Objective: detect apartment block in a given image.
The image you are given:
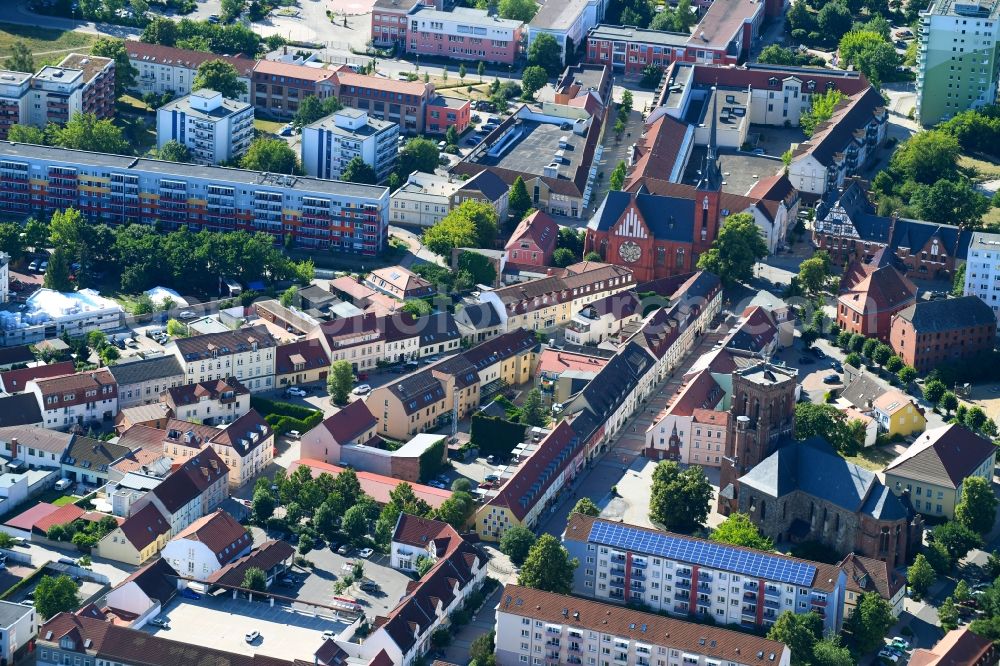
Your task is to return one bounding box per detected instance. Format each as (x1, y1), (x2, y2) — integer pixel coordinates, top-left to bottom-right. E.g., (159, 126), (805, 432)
(169, 326), (277, 392)
(0, 71), (32, 140)
(27, 54), (114, 128)
(126, 42), (255, 104)
(586, 24), (689, 74)
(405, 6), (525, 65)
(334, 71), (434, 134)
(495, 584), (791, 666)
(529, 0), (609, 65)
(390, 170), (463, 227)
(301, 108), (399, 181)
(156, 89), (254, 165)
(26, 369), (118, 431)
(963, 231), (1000, 321)
(889, 296), (997, 373)
(251, 59), (337, 118)
(0, 141), (390, 255)
(371, 0), (446, 48)
(915, 0), (1000, 126)
(563, 514), (847, 633)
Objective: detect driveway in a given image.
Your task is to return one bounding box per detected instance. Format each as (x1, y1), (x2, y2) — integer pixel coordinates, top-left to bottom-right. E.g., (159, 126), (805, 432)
(441, 585), (502, 664)
(293, 547), (412, 618)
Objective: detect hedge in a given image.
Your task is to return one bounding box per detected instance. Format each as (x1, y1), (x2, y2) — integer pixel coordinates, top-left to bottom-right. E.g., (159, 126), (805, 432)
(418, 437), (447, 482)
(265, 411), (323, 435)
(469, 413), (527, 457)
(250, 396), (321, 421)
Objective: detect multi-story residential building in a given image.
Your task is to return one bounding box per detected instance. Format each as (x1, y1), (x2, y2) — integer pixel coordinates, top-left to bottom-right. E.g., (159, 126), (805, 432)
(301, 399), (379, 463)
(915, 0), (1000, 126)
(390, 170), (464, 227)
(95, 501), (170, 565)
(301, 108), (398, 181)
(405, 6), (524, 65)
(162, 377), (251, 426)
(838, 553), (907, 618)
(126, 42), (255, 104)
(564, 290), (641, 345)
(156, 89), (254, 166)
(871, 389), (926, 438)
(274, 338), (330, 387)
(27, 54), (115, 128)
(450, 168), (509, 221)
(60, 435), (130, 486)
(0, 288), (124, 348)
(586, 24), (689, 74)
(528, 0), (608, 65)
(0, 360), (75, 394)
(837, 260), (917, 341)
(251, 59), (338, 118)
(495, 584), (792, 666)
(0, 71), (32, 140)
(563, 513), (848, 633)
(454, 301), (505, 343)
(534, 346), (611, 404)
(425, 94), (470, 134)
(0, 600), (36, 666)
(309, 312), (390, 373)
(169, 325), (277, 392)
(370, 0), (447, 48)
(682, 0), (764, 65)
(962, 231), (1000, 321)
(160, 508), (252, 580)
(0, 142), (391, 255)
(130, 446), (229, 536)
(478, 261), (635, 332)
(27, 369), (118, 431)
(889, 296), (996, 373)
(884, 424), (997, 519)
(365, 265), (435, 300)
(108, 355), (186, 409)
(334, 71), (435, 134)
(153, 412), (272, 489)
(504, 210), (558, 268)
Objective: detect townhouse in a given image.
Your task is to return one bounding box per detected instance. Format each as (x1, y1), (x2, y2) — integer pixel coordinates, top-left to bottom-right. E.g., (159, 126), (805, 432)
(450, 169), (509, 223)
(0, 143), (389, 254)
(310, 312), (388, 371)
(0, 360), (75, 394)
(563, 513), (848, 633)
(26, 369), (118, 431)
(838, 553), (907, 619)
(162, 377), (251, 426)
(60, 436), (130, 487)
(251, 59), (338, 119)
(454, 301), (505, 344)
(170, 326), (277, 392)
(274, 338), (330, 388)
(837, 259), (917, 341)
(0, 425), (72, 470)
(417, 311), (462, 357)
(156, 89), (255, 166)
(479, 261), (636, 333)
(0, 393), (42, 429)
(889, 296), (996, 373)
(461, 328), (537, 389)
(883, 424), (997, 520)
(495, 584), (792, 666)
(160, 509), (252, 581)
(504, 210), (558, 268)
(534, 346), (611, 405)
(108, 355), (185, 409)
(126, 42), (255, 104)
(390, 171), (464, 228)
(564, 290), (641, 346)
(365, 265), (435, 301)
(130, 446), (229, 537)
(300, 399), (379, 464)
(95, 501), (170, 565)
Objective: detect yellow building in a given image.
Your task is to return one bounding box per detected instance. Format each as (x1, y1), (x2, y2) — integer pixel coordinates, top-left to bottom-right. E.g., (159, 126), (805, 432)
(96, 503), (170, 565)
(872, 389), (926, 438)
(884, 424), (997, 519)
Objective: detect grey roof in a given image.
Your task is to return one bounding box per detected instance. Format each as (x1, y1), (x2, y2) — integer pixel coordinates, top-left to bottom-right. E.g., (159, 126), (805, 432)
(0, 425), (73, 454)
(0, 600), (34, 627)
(589, 191), (696, 242)
(0, 393), (43, 428)
(457, 170), (509, 201)
(62, 436), (131, 474)
(566, 341), (655, 423)
(109, 355), (184, 387)
(418, 312), (460, 347)
(530, 0), (593, 31)
(739, 438), (909, 520)
(586, 23), (690, 47)
(884, 424), (997, 489)
(894, 295), (995, 333)
(455, 302), (502, 330)
(159, 91), (252, 120)
(306, 109), (396, 137)
(173, 325), (277, 362)
(0, 345), (35, 367)
(840, 371), (885, 410)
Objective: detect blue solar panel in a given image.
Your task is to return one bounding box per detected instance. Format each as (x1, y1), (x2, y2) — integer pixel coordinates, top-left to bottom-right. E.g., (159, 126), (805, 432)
(588, 522), (816, 587)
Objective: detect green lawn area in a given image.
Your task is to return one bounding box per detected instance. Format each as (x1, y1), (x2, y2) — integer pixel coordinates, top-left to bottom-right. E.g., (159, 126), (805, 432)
(118, 94), (152, 113)
(52, 495), (77, 506)
(254, 118), (284, 134)
(960, 153), (1000, 180)
(843, 444), (898, 471)
(0, 21), (96, 59)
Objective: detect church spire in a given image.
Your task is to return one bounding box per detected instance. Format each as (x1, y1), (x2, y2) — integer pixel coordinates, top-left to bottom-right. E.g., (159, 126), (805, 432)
(698, 86), (722, 191)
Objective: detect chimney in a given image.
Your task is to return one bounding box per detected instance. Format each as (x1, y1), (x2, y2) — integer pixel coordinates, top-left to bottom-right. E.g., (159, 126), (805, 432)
(9, 437), (18, 459)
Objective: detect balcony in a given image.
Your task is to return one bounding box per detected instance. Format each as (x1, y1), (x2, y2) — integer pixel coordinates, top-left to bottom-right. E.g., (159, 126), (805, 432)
(674, 592), (690, 602)
(676, 569), (692, 579)
(697, 583), (711, 593)
(764, 599), (780, 610)
(743, 591), (758, 601)
(764, 587), (780, 599)
(610, 566), (625, 576)
(631, 570), (646, 581)
(744, 581), (759, 591)
(676, 580), (691, 590)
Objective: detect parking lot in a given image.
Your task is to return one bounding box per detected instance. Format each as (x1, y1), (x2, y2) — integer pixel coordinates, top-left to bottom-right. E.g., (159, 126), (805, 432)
(148, 594), (350, 661)
(290, 546), (413, 618)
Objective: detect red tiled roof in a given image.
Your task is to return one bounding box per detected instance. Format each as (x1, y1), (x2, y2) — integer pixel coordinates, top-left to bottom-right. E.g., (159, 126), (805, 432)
(117, 503), (169, 551)
(173, 509), (251, 565)
(391, 514), (458, 551)
(205, 539), (295, 587)
(30, 369), (116, 406)
(252, 59), (337, 83)
(290, 459), (452, 509)
(315, 399), (377, 445)
(0, 361), (75, 393)
(838, 552), (906, 602)
(33, 503), (85, 534)
(334, 70), (432, 96)
(838, 265), (916, 314)
(4, 502), (60, 531)
(164, 377), (249, 407)
(505, 210), (558, 256)
(689, 62), (870, 96)
(625, 114), (690, 189)
(535, 349), (609, 376)
(126, 41), (256, 76)
(908, 628), (995, 666)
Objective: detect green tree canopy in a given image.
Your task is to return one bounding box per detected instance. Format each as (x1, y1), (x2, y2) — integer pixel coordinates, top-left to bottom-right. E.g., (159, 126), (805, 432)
(610, 161), (627, 191)
(845, 592), (895, 653)
(801, 89), (846, 136)
(696, 213), (767, 285)
(797, 256), (829, 295)
(499, 525), (537, 565)
(890, 129), (961, 185)
(766, 611), (822, 666)
(423, 200), (498, 256)
(242, 566), (267, 592)
(794, 402), (864, 454)
(34, 574), (81, 619)
(91, 38), (136, 94)
(43, 247), (73, 292)
(571, 498), (601, 517)
(528, 32), (563, 77)
(498, 0), (538, 20)
(341, 156), (378, 184)
(521, 65), (548, 99)
(956, 475), (998, 535)
(398, 138), (440, 175)
(521, 388), (549, 427)
(6, 41), (34, 73)
(710, 512), (774, 550)
(932, 520), (982, 562)
(7, 124), (46, 144)
(456, 250), (498, 285)
(649, 461), (712, 533)
(47, 112), (128, 154)
(818, 2), (852, 40)
(293, 95), (343, 128)
(241, 137), (300, 174)
(837, 30), (899, 86)
(159, 140), (192, 162)
(192, 59), (249, 99)
(327, 359), (354, 405)
(517, 534), (578, 593)
(910, 178), (990, 226)
(811, 636), (854, 666)
(508, 176), (532, 221)
(907, 553), (936, 599)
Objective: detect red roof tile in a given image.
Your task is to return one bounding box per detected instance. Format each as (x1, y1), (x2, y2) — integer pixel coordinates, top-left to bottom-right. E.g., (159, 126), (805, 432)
(172, 509), (251, 565)
(0, 361), (75, 393)
(126, 41), (256, 76)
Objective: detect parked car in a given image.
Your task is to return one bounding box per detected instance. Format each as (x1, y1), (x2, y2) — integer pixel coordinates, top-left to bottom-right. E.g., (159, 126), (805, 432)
(822, 374), (840, 385)
(831, 360), (843, 372)
(322, 630), (336, 640)
(245, 631), (260, 643)
(279, 124), (294, 137)
(40, 261), (48, 272)
(890, 639), (910, 651)
(337, 544), (352, 556)
(360, 581), (379, 593)
(28, 260), (38, 272)
(149, 618), (169, 629)
(180, 588), (201, 600)
(797, 356), (815, 365)
(358, 547), (374, 559)
(878, 649), (899, 663)
(352, 384), (372, 396)
(178, 310), (196, 319)
(810, 347), (827, 359)
(286, 387), (307, 397)
(485, 474), (499, 483)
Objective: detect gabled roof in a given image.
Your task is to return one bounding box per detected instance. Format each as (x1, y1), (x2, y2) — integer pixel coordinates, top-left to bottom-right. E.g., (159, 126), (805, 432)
(367, 265), (433, 295)
(624, 114), (691, 188)
(841, 371), (885, 410)
(62, 437), (130, 474)
(118, 557), (178, 606)
(206, 540), (295, 588)
(392, 513), (461, 554)
(908, 628), (995, 666)
(108, 356), (184, 387)
(871, 389), (919, 418)
(314, 400), (377, 445)
(588, 190), (695, 242)
(0, 393), (43, 428)
(454, 302), (502, 330)
(163, 377), (249, 407)
(838, 264), (916, 314)
(151, 448), (228, 514)
(566, 341), (655, 425)
(793, 87), (886, 167)
(0, 360), (75, 393)
(117, 502), (170, 551)
(505, 210), (558, 256)
(418, 312), (460, 348)
(126, 41), (256, 77)
(884, 424), (997, 489)
(461, 329), (537, 372)
(173, 325), (277, 362)
(275, 339), (329, 375)
(291, 459), (452, 508)
(894, 296), (995, 333)
(210, 410), (271, 456)
(172, 509), (251, 565)
(253, 59), (337, 83)
(838, 553), (906, 602)
(724, 306), (778, 353)
(454, 169), (509, 201)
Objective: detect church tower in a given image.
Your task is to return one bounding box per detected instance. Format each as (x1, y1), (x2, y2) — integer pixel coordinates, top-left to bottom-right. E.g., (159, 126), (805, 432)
(693, 87), (724, 259)
(718, 361), (798, 513)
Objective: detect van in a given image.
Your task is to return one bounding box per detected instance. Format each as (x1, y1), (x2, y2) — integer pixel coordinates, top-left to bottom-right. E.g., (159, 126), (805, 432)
(54, 478), (72, 491)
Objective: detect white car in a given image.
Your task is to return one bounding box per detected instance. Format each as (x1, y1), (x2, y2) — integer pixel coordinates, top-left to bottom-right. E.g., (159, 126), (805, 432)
(322, 630), (336, 641)
(286, 387), (307, 397)
(178, 310), (196, 319)
(352, 384), (372, 396)
(358, 548), (374, 559)
(245, 631), (261, 643)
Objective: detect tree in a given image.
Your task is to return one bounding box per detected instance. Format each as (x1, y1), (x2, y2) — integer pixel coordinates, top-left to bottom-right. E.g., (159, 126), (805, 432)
(932, 520), (982, 562)
(521, 388), (549, 427)
(649, 461), (712, 533)
(34, 575), (80, 619)
(457, 251), (497, 285)
(528, 32), (563, 77)
(956, 475), (998, 535)
(801, 89), (846, 137)
(242, 566), (267, 592)
(759, 44), (798, 65)
(965, 406), (988, 432)
(862, 337), (879, 359)
(898, 365), (918, 385)
(470, 631), (496, 666)
(766, 612), (822, 666)
(925, 540), (952, 574)
(293, 95), (342, 128)
(47, 113), (128, 154)
(192, 59), (248, 99)
(954, 579), (971, 603)
(341, 156), (377, 184)
(499, 0), (537, 20)
(794, 402), (862, 454)
(986, 550), (1000, 578)
(940, 391), (959, 415)
(938, 596), (960, 631)
(220, 0), (244, 21)
(499, 525), (537, 565)
(845, 352), (862, 367)
(812, 636), (854, 666)
(141, 16), (178, 45)
(43, 247), (72, 292)
(890, 130), (961, 185)
(907, 553), (936, 599)
(710, 513), (774, 550)
(445, 125), (458, 148)
(7, 41), (35, 74)
(521, 65), (548, 100)
(610, 160), (627, 191)
(342, 504), (368, 542)
(923, 379), (947, 405)
(910, 178), (990, 226)
(327, 360), (354, 405)
(398, 137), (440, 175)
(91, 38), (136, 95)
(416, 554), (435, 577)
(551, 247), (576, 267)
(7, 124), (46, 144)
(252, 486), (275, 522)
(508, 176), (531, 222)
(872, 343), (893, 366)
(798, 256), (829, 295)
(837, 30), (898, 86)
(159, 140), (191, 162)
(241, 138), (299, 174)
(571, 498), (600, 517)
(846, 592), (895, 653)
(477, 61), (485, 82)
(696, 213), (767, 285)
(435, 491), (475, 530)
(818, 2), (852, 40)
(424, 200), (498, 256)
(517, 534), (578, 593)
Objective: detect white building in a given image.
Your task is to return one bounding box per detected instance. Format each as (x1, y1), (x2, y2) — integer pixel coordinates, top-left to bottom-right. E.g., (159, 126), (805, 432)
(0, 71), (32, 140)
(301, 108), (399, 181)
(0, 252), (8, 304)
(0, 426), (71, 470)
(162, 377), (251, 426)
(108, 356), (186, 409)
(528, 0), (609, 65)
(126, 42), (255, 104)
(160, 509), (252, 581)
(963, 231), (1000, 322)
(0, 600), (37, 666)
(169, 326), (277, 392)
(0, 288), (124, 347)
(103, 472), (162, 518)
(130, 447), (229, 537)
(156, 89), (254, 166)
(26, 369), (118, 432)
(389, 171), (463, 227)
(26, 55), (115, 128)
(495, 584), (792, 666)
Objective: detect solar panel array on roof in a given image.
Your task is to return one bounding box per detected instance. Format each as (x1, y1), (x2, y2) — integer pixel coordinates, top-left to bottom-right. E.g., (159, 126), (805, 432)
(588, 521), (817, 587)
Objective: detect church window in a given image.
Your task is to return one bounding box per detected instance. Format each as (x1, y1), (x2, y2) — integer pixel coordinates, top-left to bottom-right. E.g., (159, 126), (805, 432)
(760, 501), (766, 520)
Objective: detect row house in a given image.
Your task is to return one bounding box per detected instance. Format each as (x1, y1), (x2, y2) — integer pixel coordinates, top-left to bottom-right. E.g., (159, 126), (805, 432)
(154, 411), (272, 489)
(26, 369), (118, 432)
(162, 377), (251, 426)
(95, 501), (170, 565)
(109, 356), (185, 409)
(160, 509), (252, 581)
(889, 296), (997, 373)
(274, 338), (330, 387)
(563, 513), (848, 633)
(169, 326), (277, 393)
(495, 584), (791, 666)
(0, 142), (391, 255)
(126, 41), (254, 104)
(564, 290), (641, 346)
(130, 446), (229, 537)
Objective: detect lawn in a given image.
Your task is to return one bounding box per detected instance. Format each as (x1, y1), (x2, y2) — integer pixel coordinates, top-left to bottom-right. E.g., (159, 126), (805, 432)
(960, 153), (1000, 180)
(0, 21), (96, 59)
(254, 118), (285, 134)
(843, 444), (898, 471)
(52, 495), (77, 506)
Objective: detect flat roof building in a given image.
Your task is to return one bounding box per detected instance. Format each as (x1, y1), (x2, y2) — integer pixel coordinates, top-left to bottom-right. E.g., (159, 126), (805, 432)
(157, 89), (254, 165)
(301, 108), (399, 181)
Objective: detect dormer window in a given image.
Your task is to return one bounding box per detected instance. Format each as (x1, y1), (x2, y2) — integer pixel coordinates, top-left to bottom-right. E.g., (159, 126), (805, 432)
(60, 637), (75, 650)
(768, 77), (778, 86)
